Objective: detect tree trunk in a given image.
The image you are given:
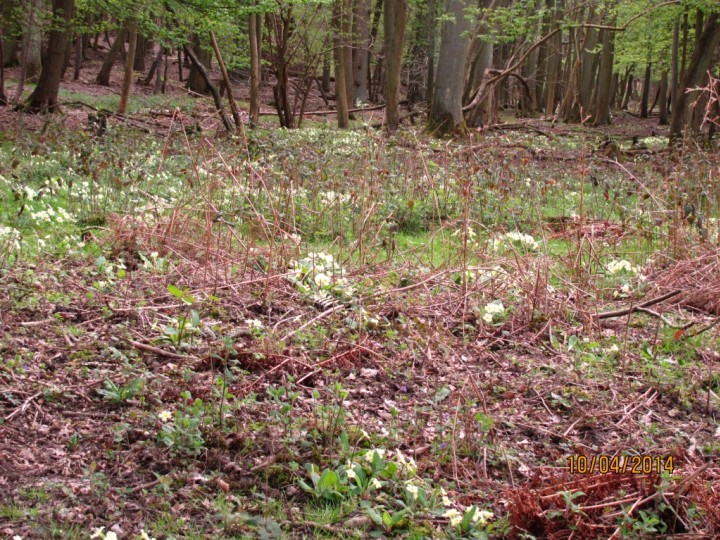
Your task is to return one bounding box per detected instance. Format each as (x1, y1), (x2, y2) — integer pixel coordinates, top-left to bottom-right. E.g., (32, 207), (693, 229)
(0, 29), (6, 105)
(23, 0), (43, 80)
(669, 13), (720, 142)
(658, 69), (668, 125)
(620, 71), (633, 109)
(543, 0), (561, 115)
(117, 18), (137, 115)
(133, 35), (146, 71)
(426, 0), (436, 104)
(342, 1), (353, 110)
(96, 28), (126, 85)
(73, 32), (82, 80)
(383, 0), (406, 131)
(352, 0), (370, 103)
(211, 30), (242, 132)
(367, 0), (383, 101)
(184, 44), (233, 132)
(428, 0), (471, 135)
(187, 37), (211, 94)
(639, 63), (651, 118)
(670, 17), (679, 113)
(249, 11), (261, 126)
(1, 0), (18, 67)
(143, 45), (162, 85)
(333, 0), (349, 128)
(22, 0), (74, 113)
(592, 25), (615, 126)
(321, 50), (331, 94)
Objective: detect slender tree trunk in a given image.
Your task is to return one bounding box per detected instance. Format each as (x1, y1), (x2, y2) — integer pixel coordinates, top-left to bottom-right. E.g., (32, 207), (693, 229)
(1, 0), (18, 67)
(117, 18), (137, 115)
(133, 35), (146, 71)
(658, 69), (668, 125)
(367, 0), (382, 101)
(352, 0), (370, 103)
(144, 45), (162, 85)
(73, 32), (82, 80)
(177, 47), (182, 81)
(383, 0), (406, 131)
(187, 36), (211, 94)
(96, 29), (126, 85)
(0, 29), (6, 105)
(249, 11), (261, 126)
(426, 0), (436, 104)
(184, 44), (233, 132)
(670, 17), (679, 113)
(322, 50), (331, 93)
(342, 1), (353, 110)
(544, 0), (561, 115)
(428, 0), (471, 135)
(592, 25), (615, 126)
(669, 13), (720, 142)
(161, 48), (169, 94)
(211, 30), (242, 132)
(333, 0), (349, 128)
(23, 0), (43, 80)
(22, 0), (74, 113)
(639, 63), (651, 118)
(620, 71), (633, 109)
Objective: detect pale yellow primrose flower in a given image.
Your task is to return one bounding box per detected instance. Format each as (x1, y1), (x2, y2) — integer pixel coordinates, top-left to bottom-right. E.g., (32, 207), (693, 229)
(443, 508), (462, 527)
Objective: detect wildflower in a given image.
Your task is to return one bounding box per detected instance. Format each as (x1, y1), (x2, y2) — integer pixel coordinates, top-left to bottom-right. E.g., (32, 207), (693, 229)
(105, 532), (118, 540)
(140, 531), (155, 540)
(13, 536), (23, 540)
(158, 410), (173, 422)
(444, 508), (462, 527)
(484, 300), (504, 314)
(365, 448), (386, 463)
(467, 506), (493, 525)
(396, 450), (417, 473)
(406, 483), (419, 499)
(370, 478), (382, 490)
(346, 467), (357, 480)
(483, 313), (494, 324)
(440, 487), (452, 506)
(91, 528), (105, 539)
(246, 319), (264, 330)
(314, 273), (331, 287)
(606, 259), (638, 275)
(609, 344), (620, 353)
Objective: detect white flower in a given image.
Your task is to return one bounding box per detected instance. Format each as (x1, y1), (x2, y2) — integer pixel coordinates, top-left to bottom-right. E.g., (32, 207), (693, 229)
(158, 410), (173, 422)
(91, 528), (105, 539)
(314, 273), (331, 287)
(346, 467), (356, 480)
(406, 483), (419, 498)
(609, 344), (620, 353)
(370, 478), (382, 489)
(607, 259), (638, 275)
(365, 448), (386, 463)
(246, 319), (264, 330)
(483, 313), (494, 324)
(13, 536), (23, 540)
(440, 487), (452, 506)
(484, 300), (504, 314)
(105, 531), (118, 540)
(140, 531), (155, 540)
(475, 509), (493, 524)
(444, 508), (462, 527)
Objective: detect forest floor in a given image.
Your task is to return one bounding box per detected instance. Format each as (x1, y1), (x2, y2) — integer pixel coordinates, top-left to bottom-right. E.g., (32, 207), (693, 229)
(1, 49), (720, 540)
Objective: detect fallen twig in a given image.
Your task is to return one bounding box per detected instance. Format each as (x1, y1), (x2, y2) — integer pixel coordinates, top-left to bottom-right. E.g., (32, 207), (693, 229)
(598, 290), (681, 319)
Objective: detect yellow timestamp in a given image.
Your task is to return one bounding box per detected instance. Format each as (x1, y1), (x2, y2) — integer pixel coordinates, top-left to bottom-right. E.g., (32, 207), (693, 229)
(567, 454), (674, 475)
